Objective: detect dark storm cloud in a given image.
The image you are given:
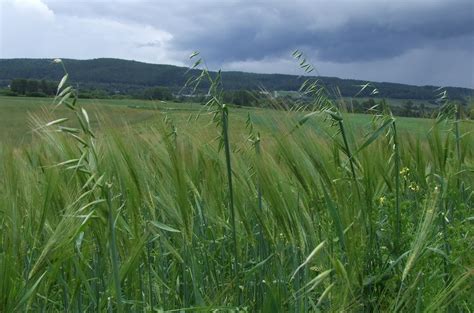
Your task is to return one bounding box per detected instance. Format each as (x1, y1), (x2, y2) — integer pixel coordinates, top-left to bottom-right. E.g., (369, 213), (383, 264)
(166, 0), (474, 64)
(42, 0), (473, 63)
(5, 0), (474, 87)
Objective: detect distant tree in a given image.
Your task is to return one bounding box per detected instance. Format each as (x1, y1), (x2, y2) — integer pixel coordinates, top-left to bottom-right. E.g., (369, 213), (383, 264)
(40, 80), (49, 94)
(25, 80), (39, 94)
(89, 89), (110, 99)
(403, 100), (414, 116)
(223, 90), (259, 106)
(39, 79), (56, 95)
(1, 89), (18, 96)
(10, 78), (58, 96)
(143, 86), (173, 100)
(26, 91), (47, 97)
(419, 103), (426, 118)
(351, 99), (360, 113)
(379, 98), (389, 110)
(360, 98), (377, 112)
(234, 90), (250, 106)
(10, 79), (28, 94)
(468, 101), (474, 120)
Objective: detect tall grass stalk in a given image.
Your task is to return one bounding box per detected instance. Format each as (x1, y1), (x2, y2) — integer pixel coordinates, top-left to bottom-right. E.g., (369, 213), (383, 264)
(392, 120), (402, 253)
(221, 104), (239, 277)
(187, 53), (240, 285)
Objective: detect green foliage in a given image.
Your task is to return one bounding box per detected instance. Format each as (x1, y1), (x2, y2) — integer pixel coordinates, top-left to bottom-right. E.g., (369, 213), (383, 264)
(223, 89), (262, 106)
(0, 89), (18, 96)
(10, 78), (57, 96)
(0, 60), (473, 312)
(403, 100), (415, 116)
(142, 86), (173, 100)
(1, 58), (472, 101)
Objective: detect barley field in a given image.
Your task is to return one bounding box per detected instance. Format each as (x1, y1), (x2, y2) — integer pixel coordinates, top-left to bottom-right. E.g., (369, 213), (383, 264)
(0, 66), (473, 312)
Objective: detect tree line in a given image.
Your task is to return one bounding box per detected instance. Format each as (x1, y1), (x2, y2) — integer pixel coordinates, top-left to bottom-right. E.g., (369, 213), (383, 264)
(1, 58), (472, 101)
(3, 78), (473, 119)
(8, 79), (57, 97)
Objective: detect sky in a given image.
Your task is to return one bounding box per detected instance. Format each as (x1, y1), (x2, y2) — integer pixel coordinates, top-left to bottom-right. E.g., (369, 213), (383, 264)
(1, 0), (473, 88)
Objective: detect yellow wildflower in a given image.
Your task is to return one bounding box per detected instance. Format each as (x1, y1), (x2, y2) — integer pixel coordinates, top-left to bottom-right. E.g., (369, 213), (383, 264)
(409, 182), (420, 192)
(400, 167), (410, 178)
(378, 196), (386, 205)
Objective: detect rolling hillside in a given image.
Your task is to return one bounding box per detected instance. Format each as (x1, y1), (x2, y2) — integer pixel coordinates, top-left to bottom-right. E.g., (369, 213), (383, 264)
(0, 58), (472, 101)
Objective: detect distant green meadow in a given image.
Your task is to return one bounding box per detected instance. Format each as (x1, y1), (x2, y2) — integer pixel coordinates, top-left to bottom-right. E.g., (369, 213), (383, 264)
(0, 96), (197, 144)
(1, 96), (470, 145)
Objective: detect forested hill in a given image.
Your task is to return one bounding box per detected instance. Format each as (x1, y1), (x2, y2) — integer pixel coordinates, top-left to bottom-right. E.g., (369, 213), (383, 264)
(1, 58), (472, 101)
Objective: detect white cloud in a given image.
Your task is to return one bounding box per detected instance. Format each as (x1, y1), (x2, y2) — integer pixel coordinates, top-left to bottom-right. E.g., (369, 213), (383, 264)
(2, 0), (54, 19)
(0, 0), (179, 64)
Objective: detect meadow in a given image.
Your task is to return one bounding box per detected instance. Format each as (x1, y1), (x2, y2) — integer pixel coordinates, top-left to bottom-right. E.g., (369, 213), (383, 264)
(0, 68), (473, 312)
(0, 95), (460, 145)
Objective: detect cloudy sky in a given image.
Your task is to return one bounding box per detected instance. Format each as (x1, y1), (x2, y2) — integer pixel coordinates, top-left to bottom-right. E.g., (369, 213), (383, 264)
(1, 0), (473, 88)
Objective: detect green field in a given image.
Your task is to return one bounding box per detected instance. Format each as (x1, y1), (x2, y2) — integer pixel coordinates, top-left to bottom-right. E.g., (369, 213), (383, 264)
(0, 96), (202, 144)
(1, 96), (469, 145)
(1, 94), (473, 311)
